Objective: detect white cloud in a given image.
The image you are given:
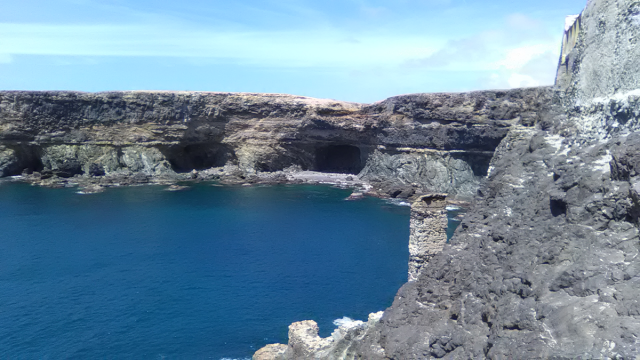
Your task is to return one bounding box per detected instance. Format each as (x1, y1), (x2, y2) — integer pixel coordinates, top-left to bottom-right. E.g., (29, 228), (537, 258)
(403, 13), (561, 90)
(0, 8), (568, 97)
(494, 43), (557, 70)
(0, 22), (441, 68)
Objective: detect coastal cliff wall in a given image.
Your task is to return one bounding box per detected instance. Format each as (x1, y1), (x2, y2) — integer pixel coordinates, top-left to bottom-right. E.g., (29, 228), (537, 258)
(256, 0), (640, 358)
(5, 0), (639, 357)
(557, 0), (640, 137)
(0, 88), (554, 199)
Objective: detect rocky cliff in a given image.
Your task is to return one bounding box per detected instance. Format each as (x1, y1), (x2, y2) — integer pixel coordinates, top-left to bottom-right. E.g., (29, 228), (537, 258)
(0, 88), (554, 199)
(3, 0), (638, 357)
(255, 0), (640, 358)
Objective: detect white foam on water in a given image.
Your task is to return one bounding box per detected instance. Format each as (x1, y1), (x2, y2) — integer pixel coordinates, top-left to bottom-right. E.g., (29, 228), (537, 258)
(386, 198), (410, 207)
(333, 316), (364, 329)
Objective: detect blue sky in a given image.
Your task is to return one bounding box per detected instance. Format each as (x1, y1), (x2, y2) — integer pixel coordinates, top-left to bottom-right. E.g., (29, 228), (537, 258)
(0, 0), (587, 102)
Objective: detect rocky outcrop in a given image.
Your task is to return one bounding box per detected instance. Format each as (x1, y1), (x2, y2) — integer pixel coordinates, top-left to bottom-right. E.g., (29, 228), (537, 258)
(363, 126), (640, 358)
(256, 313), (386, 360)
(256, 0), (640, 358)
(359, 150), (492, 199)
(0, 88), (554, 199)
(5, 0), (638, 357)
(260, 132), (640, 359)
(253, 344), (288, 360)
(557, 0), (640, 138)
(408, 194), (448, 282)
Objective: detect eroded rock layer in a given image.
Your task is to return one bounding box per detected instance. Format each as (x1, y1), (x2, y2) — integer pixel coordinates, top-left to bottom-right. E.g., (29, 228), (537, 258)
(0, 88), (554, 199)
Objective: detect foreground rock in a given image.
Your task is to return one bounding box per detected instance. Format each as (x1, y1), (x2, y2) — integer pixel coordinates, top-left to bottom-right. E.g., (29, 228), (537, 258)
(255, 313), (386, 360)
(256, 0), (640, 358)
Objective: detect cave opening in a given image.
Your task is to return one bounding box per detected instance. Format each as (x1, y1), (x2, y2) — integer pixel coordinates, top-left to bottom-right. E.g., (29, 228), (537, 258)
(315, 145), (363, 174)
(1, 145), (44, 177)
(163, 144), (232, 172)
(452, 153), (493, 177)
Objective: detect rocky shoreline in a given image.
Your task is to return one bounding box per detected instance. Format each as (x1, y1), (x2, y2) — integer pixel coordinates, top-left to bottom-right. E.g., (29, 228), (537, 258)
(2, 0), (640, 357)
(4, 165), (424, 201)
(250, 0), (640, 358)
(0, 87), (556, 202)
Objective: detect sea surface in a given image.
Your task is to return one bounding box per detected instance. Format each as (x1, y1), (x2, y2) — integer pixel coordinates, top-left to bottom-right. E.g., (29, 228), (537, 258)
(0, 182), (419, 359)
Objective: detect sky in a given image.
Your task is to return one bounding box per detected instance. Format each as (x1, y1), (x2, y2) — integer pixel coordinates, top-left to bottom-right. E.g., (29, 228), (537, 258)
(0, 0), (587, 103)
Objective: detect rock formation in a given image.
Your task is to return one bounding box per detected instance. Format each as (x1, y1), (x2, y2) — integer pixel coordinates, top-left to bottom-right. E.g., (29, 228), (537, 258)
(0, 88), (554, 199)
(254, 0), (640, 358)
(2, 0), (639, 357)
(408, 194), (449, 282)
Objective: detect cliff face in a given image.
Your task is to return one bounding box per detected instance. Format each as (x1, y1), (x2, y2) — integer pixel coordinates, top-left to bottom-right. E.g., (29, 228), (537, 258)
(256, 0), (640, 358)
(4, 0), (638, 357)
(0, 88), (554, 198)
(557, 0), (640, 138)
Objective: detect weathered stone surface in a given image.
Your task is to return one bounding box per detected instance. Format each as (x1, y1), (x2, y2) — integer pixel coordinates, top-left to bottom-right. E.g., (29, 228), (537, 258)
(368, 128), (640, 358)
(558, 0), (640, 138)
(0, 88), (554, 200)
(285, 321), (334, 359)
(0, 146), (19, 177)
(408, 194), (448, 282)
(255, 312), (387, 360)
(359, 150), (491, 199)
(256, 0), (640, 358)
(253, 344), (287, 360)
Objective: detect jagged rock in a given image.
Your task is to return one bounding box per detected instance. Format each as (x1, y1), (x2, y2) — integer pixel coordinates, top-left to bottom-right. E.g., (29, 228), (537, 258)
(253, 0), (640, 358)
(256, 312), (386, 360)
(88, 163), (106, 177)
(286, 321), (334, 358)
(253, 344), (287, 360)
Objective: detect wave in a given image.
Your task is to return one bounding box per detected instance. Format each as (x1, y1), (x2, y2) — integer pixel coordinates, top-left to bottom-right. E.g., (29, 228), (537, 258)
(385, 198), (410, 207)
(333, 316), (364, 328)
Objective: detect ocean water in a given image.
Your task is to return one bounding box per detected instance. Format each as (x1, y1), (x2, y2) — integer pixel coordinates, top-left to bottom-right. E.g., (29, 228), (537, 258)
(446, 207), (465, 242)
(0, 182), (412, 359)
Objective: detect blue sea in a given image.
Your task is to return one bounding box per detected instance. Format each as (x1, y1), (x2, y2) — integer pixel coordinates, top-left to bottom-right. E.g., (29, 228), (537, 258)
(0, 182), (417, 359)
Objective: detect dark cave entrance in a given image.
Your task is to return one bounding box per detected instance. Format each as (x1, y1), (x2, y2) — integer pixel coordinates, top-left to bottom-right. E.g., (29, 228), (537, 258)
(1, 145), (44, 177)
(451, 152), (493, 177)
(315, 145), (363, 174)
(163, 144), (232, 172)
